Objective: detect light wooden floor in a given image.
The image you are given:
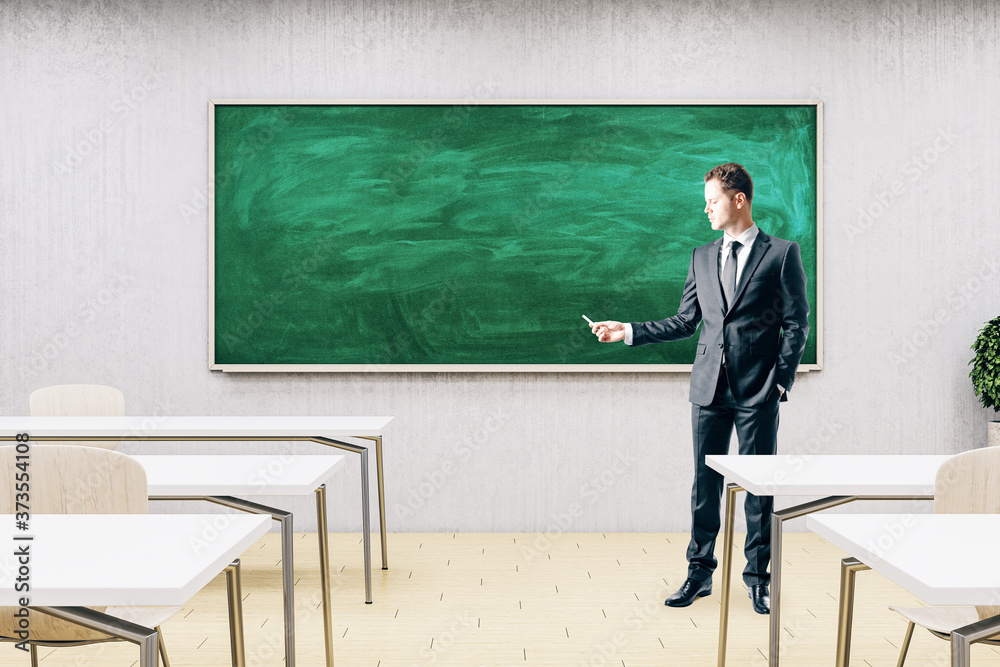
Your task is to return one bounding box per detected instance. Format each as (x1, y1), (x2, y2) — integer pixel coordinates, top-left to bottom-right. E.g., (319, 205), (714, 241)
(6, 532), (1000, 666)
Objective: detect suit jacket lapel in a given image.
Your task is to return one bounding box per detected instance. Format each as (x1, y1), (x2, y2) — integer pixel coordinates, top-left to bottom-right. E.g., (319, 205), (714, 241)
(729, 232), (771, 312)
(706, 237), (726, 315)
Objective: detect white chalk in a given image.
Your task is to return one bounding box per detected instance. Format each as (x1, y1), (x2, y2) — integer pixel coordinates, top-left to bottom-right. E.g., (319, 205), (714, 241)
(582, 315), (595, 326)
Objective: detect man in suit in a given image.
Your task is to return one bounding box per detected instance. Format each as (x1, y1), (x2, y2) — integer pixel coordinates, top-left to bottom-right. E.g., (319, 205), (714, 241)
(592, 163), (809, 614)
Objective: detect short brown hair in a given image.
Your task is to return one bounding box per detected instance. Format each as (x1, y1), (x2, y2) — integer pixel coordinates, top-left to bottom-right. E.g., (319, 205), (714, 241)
(705, 163), (753, 203)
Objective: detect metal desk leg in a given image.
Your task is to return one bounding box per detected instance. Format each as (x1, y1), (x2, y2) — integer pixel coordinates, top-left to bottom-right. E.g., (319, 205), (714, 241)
(835, 557), (869, 667)
(717, 483), (743, 667)
(374, 436), (388, 570)
(950, 613), (1000, 667)
(34, 606), (159, 667)
(315, 484), (335, 666)
(156, 625), (171, 667)
(355, 435), (389, 570)
(769, 496), (857, 667)
(359, 447), (372, 602)
(183, 496), (296, 667)
(225, 559), (247, 667)
(312, 437), (374, 604)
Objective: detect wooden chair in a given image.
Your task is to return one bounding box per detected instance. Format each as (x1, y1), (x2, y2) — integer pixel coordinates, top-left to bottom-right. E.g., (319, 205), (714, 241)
(0, 445), (178, 665)
(29, 384), (125, 449)
(890, 447), (1000, 665)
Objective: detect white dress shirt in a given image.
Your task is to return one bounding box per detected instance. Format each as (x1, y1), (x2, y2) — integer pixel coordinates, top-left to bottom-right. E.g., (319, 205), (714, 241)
(719, 224), (759, 287)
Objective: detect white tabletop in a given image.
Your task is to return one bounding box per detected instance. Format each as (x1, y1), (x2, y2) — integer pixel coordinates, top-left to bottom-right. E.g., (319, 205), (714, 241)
(0, 416), (392, 438)
(705, 454), (951, 496)
(134, 454), (346, 495)
(0, 514), (269, 606)
(808, 513), (1000, 606)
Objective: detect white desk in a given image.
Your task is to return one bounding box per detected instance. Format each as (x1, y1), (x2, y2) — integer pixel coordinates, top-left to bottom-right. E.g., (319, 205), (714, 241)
(706, 454), (948, 666)
(0, 513), (269, 667)
(808, 514), (1000, 667)
(134, 454), (346, 667)
(0, 416), (393, 604)
(135, 454), (346, 495)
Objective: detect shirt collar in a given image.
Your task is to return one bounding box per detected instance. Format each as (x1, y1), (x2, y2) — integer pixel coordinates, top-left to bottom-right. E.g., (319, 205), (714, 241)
(722, 223), (759, 248)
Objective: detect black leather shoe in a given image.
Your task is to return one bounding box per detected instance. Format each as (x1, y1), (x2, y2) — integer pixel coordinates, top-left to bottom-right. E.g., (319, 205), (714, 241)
(664, 578), (712, 607)
(748, 584), (770, 614)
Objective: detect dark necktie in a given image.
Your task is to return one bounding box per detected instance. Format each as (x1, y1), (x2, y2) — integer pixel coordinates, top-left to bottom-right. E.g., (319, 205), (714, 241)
(722, 241), (742, 311)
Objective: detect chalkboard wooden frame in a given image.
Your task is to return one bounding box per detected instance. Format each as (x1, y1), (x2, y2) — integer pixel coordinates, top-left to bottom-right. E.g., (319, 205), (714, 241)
(209, 99), (823, 373)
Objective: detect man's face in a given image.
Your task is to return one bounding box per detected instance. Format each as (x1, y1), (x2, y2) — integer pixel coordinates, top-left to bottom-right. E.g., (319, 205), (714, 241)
(704, 178), (736, 232)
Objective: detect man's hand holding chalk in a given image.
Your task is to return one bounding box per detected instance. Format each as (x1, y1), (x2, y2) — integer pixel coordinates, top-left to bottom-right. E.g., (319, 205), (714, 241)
(585, 315), (627, 343)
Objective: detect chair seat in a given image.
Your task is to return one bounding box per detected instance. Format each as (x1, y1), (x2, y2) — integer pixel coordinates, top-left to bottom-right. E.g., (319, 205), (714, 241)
(890, 605), (987, 635)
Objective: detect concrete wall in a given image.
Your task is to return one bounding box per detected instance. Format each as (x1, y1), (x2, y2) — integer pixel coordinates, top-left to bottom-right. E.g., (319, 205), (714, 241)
(2, 0), (998, 532)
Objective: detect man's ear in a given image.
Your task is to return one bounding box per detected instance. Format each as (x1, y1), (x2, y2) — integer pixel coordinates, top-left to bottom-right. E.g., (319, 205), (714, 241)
(734, 192), (747, 208)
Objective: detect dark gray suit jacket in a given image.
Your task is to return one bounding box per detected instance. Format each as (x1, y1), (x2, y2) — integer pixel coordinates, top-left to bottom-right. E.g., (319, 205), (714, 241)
(630, 231), (809, 407)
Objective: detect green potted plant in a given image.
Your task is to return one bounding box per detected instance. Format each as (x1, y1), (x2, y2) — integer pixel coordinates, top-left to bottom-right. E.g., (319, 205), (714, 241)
(970, 316), (1000, 447)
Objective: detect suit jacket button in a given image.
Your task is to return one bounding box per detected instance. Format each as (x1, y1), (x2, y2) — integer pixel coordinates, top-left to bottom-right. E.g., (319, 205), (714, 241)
(718, 344), (724, 348)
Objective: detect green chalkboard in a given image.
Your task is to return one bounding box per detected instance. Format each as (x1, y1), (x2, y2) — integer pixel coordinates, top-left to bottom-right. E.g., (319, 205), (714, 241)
(210, 101), (820, 371)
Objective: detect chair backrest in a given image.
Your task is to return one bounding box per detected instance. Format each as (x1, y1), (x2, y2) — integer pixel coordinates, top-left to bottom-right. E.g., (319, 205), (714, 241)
(935, 447), (1000, 620)
(0, 445), (147, 642)
(29, 384), (125, 450)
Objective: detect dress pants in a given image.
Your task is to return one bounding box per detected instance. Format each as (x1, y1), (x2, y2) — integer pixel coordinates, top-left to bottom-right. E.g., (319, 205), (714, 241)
(686, 368), (780, 586)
